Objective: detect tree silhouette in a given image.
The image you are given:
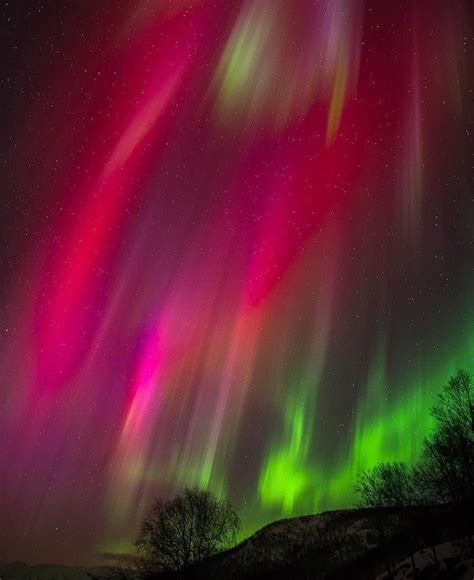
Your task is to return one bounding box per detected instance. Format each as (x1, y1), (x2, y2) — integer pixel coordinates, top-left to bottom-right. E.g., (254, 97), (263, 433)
(419, 370), (474, 553)
(355, 370), (474, 510)
(431, 370), (474, 435)
(136, 487), (240, 575)
(422, 369), (474, 504)
(354, 462), (415, 508)
(354, 463), (416, 576)
(354, 369), (474, 565)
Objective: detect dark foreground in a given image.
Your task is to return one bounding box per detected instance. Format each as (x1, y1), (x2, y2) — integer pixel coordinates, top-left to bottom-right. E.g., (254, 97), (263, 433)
(2, 505), (473, 579)
(153, 505), (473, 579)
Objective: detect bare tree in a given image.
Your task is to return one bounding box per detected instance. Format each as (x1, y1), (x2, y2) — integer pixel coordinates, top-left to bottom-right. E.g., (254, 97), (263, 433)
(431, 370), (474, 436)
(136, 487), (240, 575)
(419, 370), (474, 553)
(354, 462), (415, 509)
(354, 463), (421, 574)
(354, 370), (474, 566)
(426, 370), (474, 503)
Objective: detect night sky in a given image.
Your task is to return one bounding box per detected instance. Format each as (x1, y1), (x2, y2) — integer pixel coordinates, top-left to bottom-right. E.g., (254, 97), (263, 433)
(1, 0), (473, 567)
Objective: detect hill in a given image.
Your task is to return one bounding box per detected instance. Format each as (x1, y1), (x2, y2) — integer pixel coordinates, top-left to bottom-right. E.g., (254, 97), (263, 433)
(158, 505), (467, 579)
(2, 506), (470, 579)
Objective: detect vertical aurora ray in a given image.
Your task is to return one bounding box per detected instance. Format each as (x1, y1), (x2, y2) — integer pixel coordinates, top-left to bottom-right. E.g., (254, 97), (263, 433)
(258, 240), (337, 514)
(212, 0), (363, 133)
(400, 36), (424, 245)
(0, 0), (472, 565)
(34, 11), (198, 391)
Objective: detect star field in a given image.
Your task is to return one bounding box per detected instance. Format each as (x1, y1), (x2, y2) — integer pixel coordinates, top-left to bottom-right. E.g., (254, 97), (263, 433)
(0, 0), (473, 567)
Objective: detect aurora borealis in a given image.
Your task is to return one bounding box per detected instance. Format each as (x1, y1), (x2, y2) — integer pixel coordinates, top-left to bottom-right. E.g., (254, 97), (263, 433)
(1, 0), (473, 567)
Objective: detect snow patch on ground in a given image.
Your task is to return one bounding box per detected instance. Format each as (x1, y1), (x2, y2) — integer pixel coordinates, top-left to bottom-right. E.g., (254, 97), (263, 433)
(376, 538), (474, 579)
